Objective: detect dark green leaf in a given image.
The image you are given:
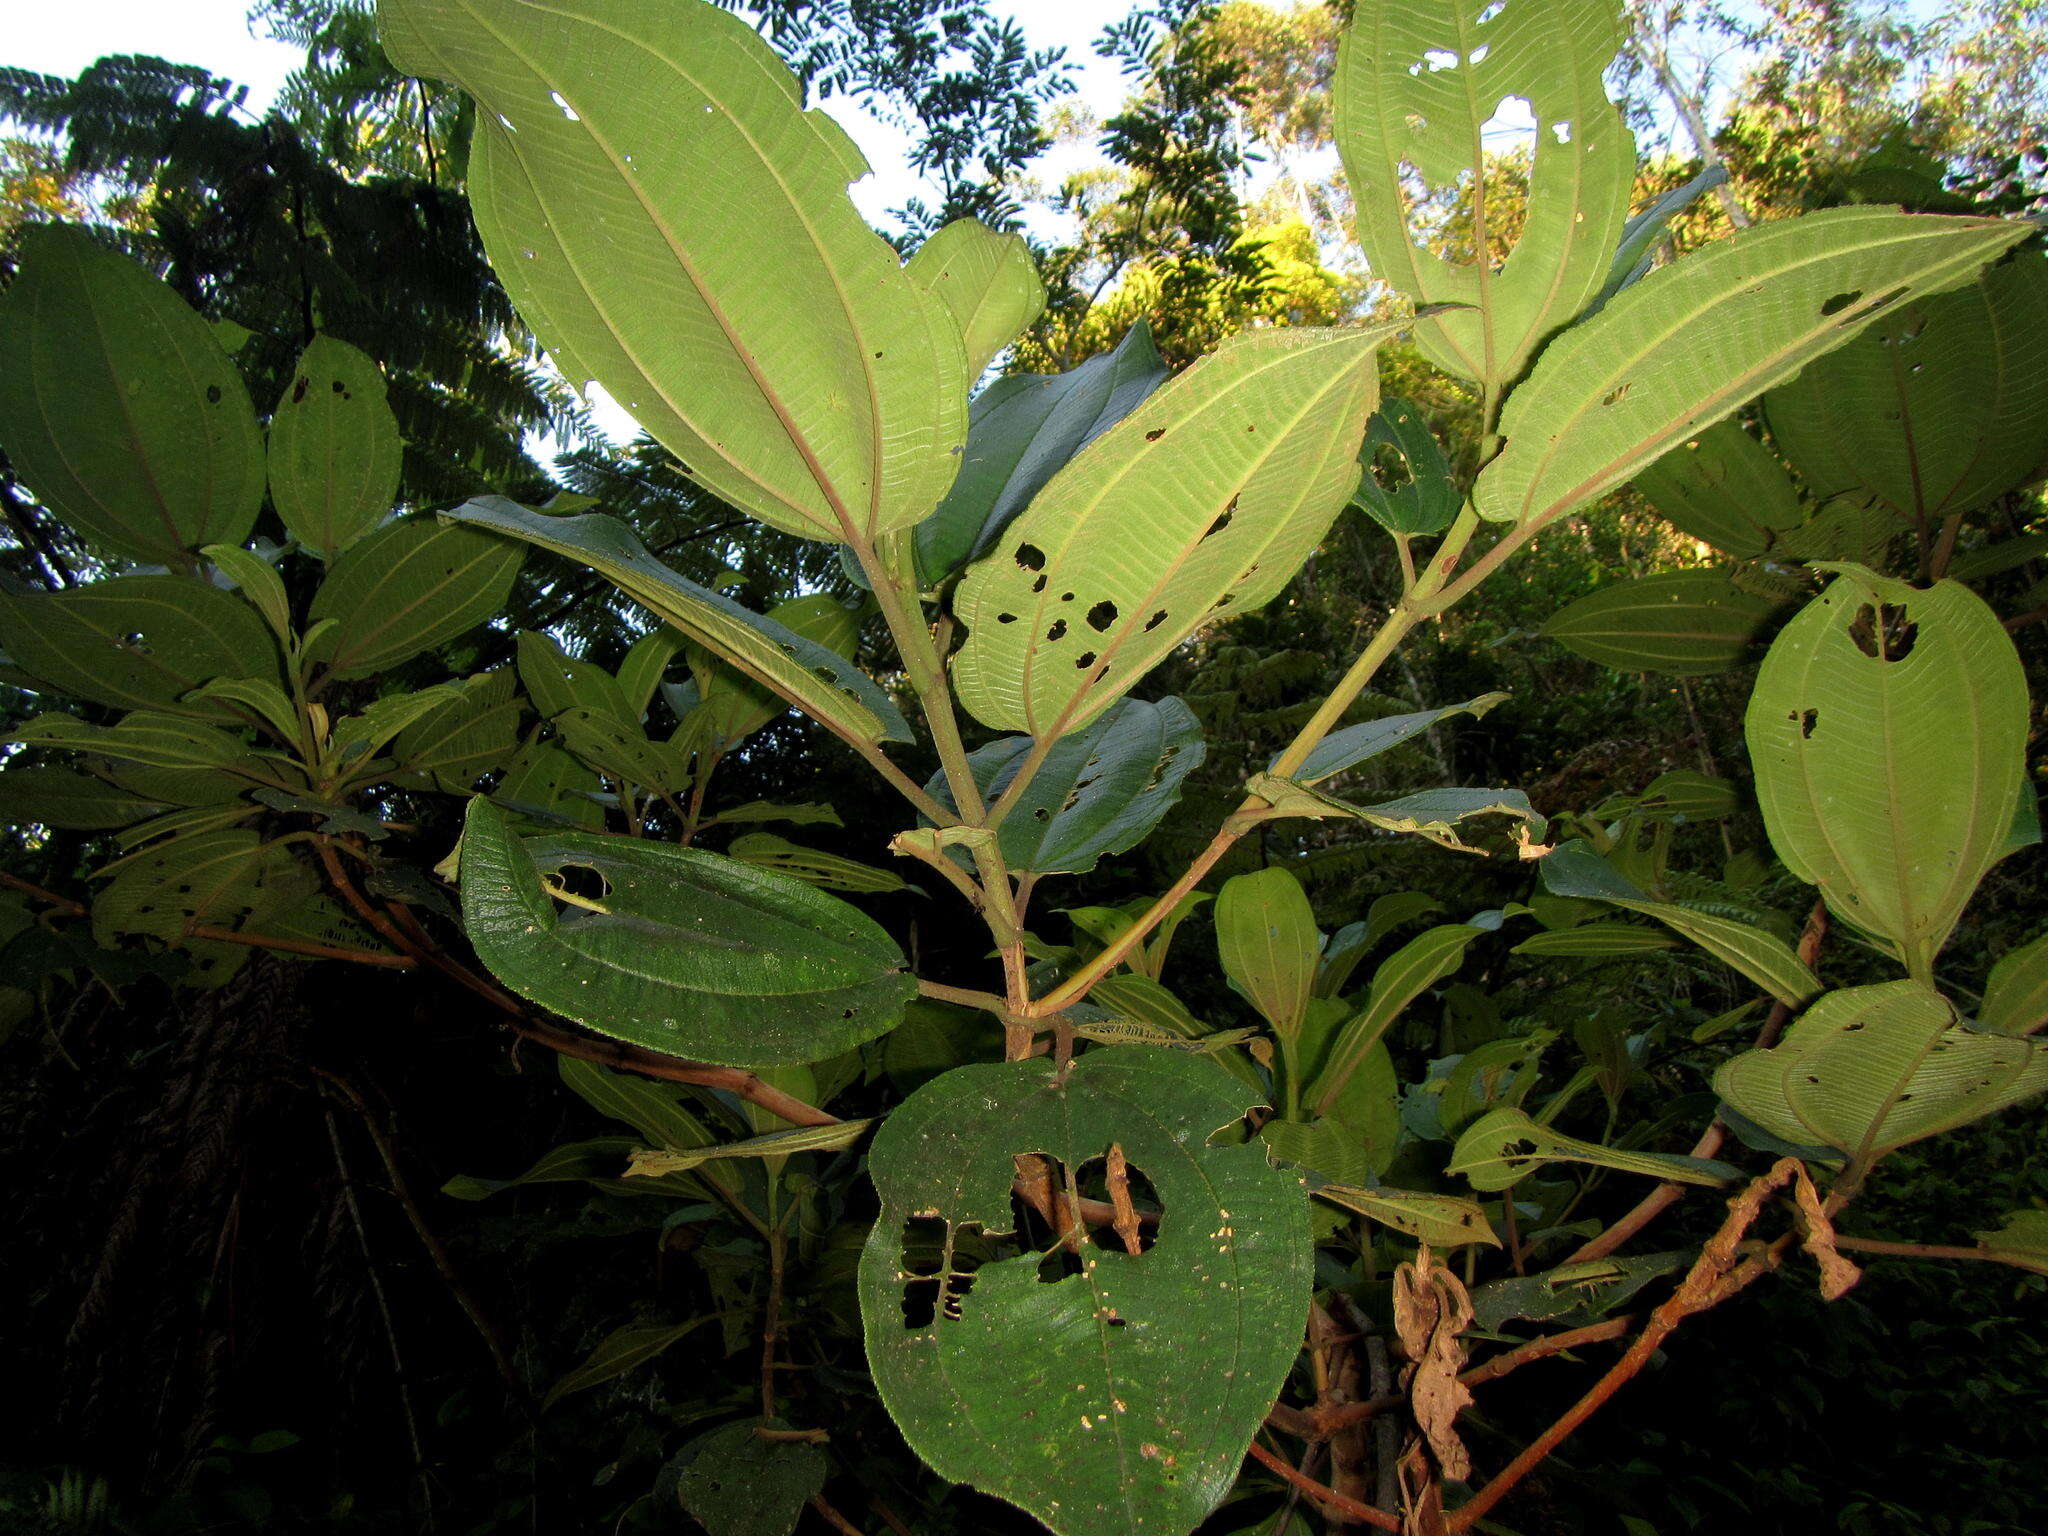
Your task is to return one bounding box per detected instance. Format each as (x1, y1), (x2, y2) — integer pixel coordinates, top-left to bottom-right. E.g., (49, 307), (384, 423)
(1349, 397), (1460, 535)
(1289, 693), (1508, 784)
(668, 1418), (828, 1536)
(309, 517), (524, 680)
(1543, 569), (1787, 676)
(267, 335), (402, 559)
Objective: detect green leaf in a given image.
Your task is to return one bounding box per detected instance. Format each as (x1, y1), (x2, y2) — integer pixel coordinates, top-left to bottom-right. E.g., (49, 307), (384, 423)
(692, 592), (862, 749)
(1315, 1184), (1500, 1248)
(859, 1051), (1308, 1536)
(7, 712), (264, 774)
(328, 685), (469, 771)
(1512, 923), (1677, 957)
(1980, 929), (2048, 1036)
(379, 0), (965, 543)
(517, 631), (631, 725)
(1449, 1105), (1740, 1191)
(668, 1418), (828, 1536)
(927, 697), (1206, 875)
(1477, 207), (2032, 526)
(0, 767), (171, 830)
(1470, 1251), (1686, 1332)
(92, 829), (313, 987)
(1216, 867), (1318, 1044)
(1542, 569), (1787, 676)
(266, 335), (403, 559)
(702, 801), (842, 830)
(391, 670), (524, 792)
(1316, 892), (1442, 997)
(727, 832), (909, 894)
(203, 545), (294, 641)
(1349, 396), (1461, 536)
(1765, 253), (2048, 523)
(615, 626), (684, 717)
(1289, 693), (1508, 784)
(443, 500), (911, 747)
(1539, 841), (1822, 1007)
(1333, 0), (1635, 389)
(490, 741), (606, 830)
(625, 1118), (872, 1177)
(1308, 923), (1488, 1119)
(0, 576), (281, 723)
(913, 322), (1168, 585)
(308, 516), (524, 680)
(1631, 418), (1804, 559)
(906, 218), (1047, 379)
(1621, 769), (1742, 822)
(1744, 566), (2028, 971)
(542, 1315), (721, 1410)
(458, 797), (913, 1067)
(552, 706), (680, 792)
(439, 1136), (643, 1200)
(558, 1057), (728, 1150)
(1245, 775), (1548, 855)
(0, 224), (263, 566)
(1716, 980), (2048, 1162)
(1973, 1210), (2048, 1275)
(1591, 165), (1730, 311)
(952, 325), (1393, 737)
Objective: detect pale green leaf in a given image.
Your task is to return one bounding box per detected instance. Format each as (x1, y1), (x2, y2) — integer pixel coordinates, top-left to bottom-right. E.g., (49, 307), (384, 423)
(1973, 1210), (2048, 1275)
(1216, 866), (1319, 1044)
(267, 335), (402, 558)
(1449, 1105), (1740, 1191)
(1245, 774), (1548, 855)
(202, 545), (294, 640)
(441, 1136), (656, 1200)
(1478, 208), (2031, 526)
(1308, 923), (1488, 1119)
(859, 1051), (1308, 1536)
(379, 0), (966, 543)
(906, 218), (1047, 378)
(1315, 1184), (1500, 1247)
(1542, 569), (1787, 676)
(0, 224), (263, 566)
(727, 831), (909, 893)
(308, 516), (524, 680)
(1512, 922), (1677, 956)
(625, 1118), (872, 1176)
(1980, 928), (2048, 1036)
(1631, 417), (1804, 558)
(951, 325), (1392, 736)
(330, 684), (468, 768)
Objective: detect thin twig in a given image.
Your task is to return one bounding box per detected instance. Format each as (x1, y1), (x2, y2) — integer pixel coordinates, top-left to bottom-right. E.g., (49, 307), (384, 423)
(808, 1495), (868, 1536)
(1245, 1440), (1401, 1532)
(186, 923), (418, 969)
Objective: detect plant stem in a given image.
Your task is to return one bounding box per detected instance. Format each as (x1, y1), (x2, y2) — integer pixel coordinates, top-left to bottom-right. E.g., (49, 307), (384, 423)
(1245, 1440), (1401, 1532)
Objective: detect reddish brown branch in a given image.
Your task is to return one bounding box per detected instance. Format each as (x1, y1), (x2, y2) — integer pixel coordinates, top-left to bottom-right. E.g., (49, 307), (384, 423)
(0, 869), (86, 915)
(186, 923), (418, 969)
(1246, 1440), (1401, 1532)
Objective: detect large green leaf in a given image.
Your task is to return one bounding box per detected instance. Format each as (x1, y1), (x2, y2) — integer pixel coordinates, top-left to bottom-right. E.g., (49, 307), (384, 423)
(1216, 867), (1318, 1045)
(517, 631), (632, 725)
(1477, 208), (2031, 526)
(913, 322), (1169, 585)
(1448, 1105), (1740, 1191)
(1631, 418), (1805, 559)
(1333, 0), (1635, 389)
(1542, 569), (1787, 676)
(1716, 980), (2048, 1162)
(905, 218), (1046, 380)
(444, 499), (911, 746)
(379, 0), (966, 543)
(391, 670), (524, 792)
(1765, 253), (2048, 524)
(0, 224), (263, 566)
(308, 517), (524, 680)
(7, 712), (268, 776)
(1540, 840), (1821, 1007)
(952, 326), (1390, 737)
(1744, 566), (2028, 972)
(0, 576), (281, 723)
(458, 798), (914, 1067)
(92, 829), (313, 987)
(1980, 929), (2048, 1036)
(927, 697), (1205, 875)
(859, 1051), (1308, 1536)
(0, 767), (170, 830)
(266, 335), (403, 559)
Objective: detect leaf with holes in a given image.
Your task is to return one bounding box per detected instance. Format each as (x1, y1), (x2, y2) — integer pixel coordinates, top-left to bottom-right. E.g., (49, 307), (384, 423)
(859, 1050), (1307, 1536)
(951, 325), (1392, 737)
(906, 218), (1046, 380)
(1765, 253), (2048, 524)
(445, 499), (911, 746)
(1289, 693), (1508, 784)
(1745, 566), (2028, 973)
(92, 829), (314, 988)
(0, 224), (263, 567)
(308, 517), (523, 680)
(392, 671), (525, 792)
(692, 592), (862, 750)
(267, 335), (403, 558)
(1245, 776), (1547, 855)
(1980, 929), (2048, 1036)
(1631, 418), (1804, 559)
(1542, 569), (1788, 676)
(666, 1418), (828, 1536)
(1478, 207), (2031, 526)
(1539, 840), (1821, 1007)
(914, 322), (1170, 585)
(0, 577), (282, 724)
(1716, 981), (2048, 1162)
(926, 698), (1205, 875)
(1448, 1106), (1740, 1191)
(1333, 0), (1635, 389)
(1315, 1184), (1500, 1248)
(458, 797), (913, 1066)
(1349, 396), (1462, 536)
(1215, 867), (1318, 1048)
(379, 0), (965, 544)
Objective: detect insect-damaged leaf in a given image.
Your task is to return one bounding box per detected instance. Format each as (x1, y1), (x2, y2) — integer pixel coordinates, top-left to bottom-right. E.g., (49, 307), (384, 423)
(1244, 777), (1548, 856)
(1477, 207), (2031, 527)
(1333, 0), (1635, 390)
(1348, 396), (1461, 536)
(379, 0), (965, 544)
(905, 218), (1047, 380)
(457, 798), (914, 1067)
(1631, 417), (1804, 559)
(951, 325), (1391, 738)
(308, 516), (524, 680)
(1542, 569), (1788, 677)
(0, 224), (263, 568)
(267, 335), (403, 559)
(1745, 566), (2028, 973)
(1315, 1184), (1500, 1248)
(913, 322), (1169, 585)
(925, 697), (1206, 875)
(859, 1051), (1308, 1535)
(1448, 1106), (1740, 1191)
(665, 1418), (828, 1536)
(444, 499), (912, 747)
(1716, 981), (2048, 1162)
